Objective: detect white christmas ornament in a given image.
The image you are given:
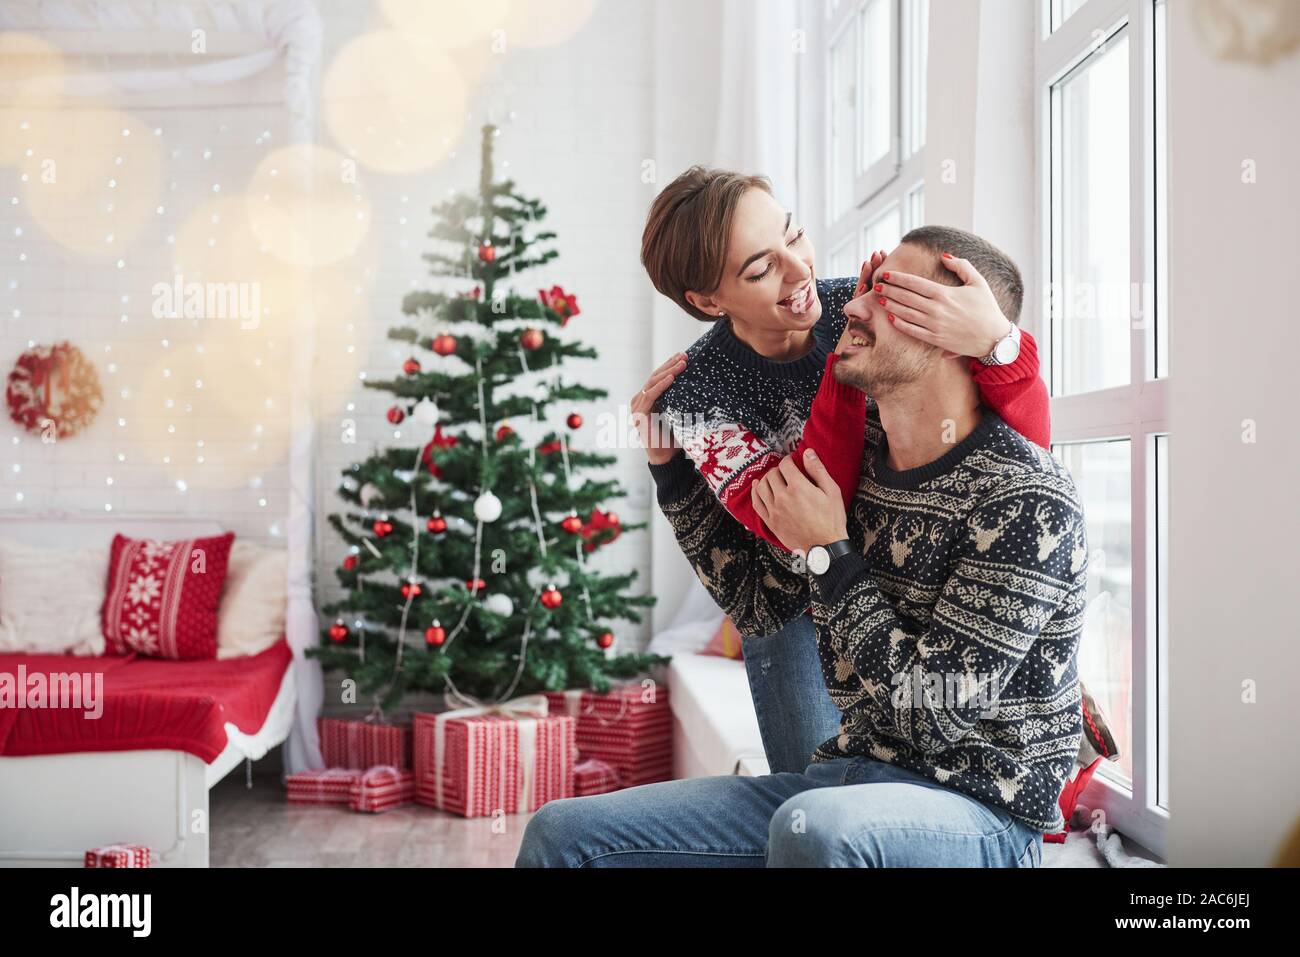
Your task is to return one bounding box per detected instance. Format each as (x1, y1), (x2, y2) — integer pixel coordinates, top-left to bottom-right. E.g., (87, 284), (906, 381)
(360, 482), (381, 506)
(473, 490), (502, 522)
(483, 593), (514, 617)
(340, 475), (360, 493)
(412, 398), (439, 424)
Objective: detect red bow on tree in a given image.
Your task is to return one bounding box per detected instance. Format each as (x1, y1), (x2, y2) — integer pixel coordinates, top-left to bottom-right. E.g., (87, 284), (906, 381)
(420, 424), (458, 478)
(539, 285), (580, 327)
(580, 509), (621, 552)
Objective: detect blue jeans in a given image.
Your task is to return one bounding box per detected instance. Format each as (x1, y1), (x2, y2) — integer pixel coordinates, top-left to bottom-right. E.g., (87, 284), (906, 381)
(515, 611), (1043, 867)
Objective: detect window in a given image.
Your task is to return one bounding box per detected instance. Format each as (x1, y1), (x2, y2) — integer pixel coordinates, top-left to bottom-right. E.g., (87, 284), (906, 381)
(817, 0), (927, 276)
(1038, 0), (1169, 856)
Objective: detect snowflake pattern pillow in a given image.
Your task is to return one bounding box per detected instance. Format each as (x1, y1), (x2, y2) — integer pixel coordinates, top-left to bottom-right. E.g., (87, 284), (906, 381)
(101, 532), (235, 659)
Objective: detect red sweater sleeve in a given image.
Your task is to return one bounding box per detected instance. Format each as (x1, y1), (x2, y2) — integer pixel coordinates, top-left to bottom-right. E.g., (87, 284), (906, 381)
(721, 352), (866, 551)
(970, 329), (1051, 449)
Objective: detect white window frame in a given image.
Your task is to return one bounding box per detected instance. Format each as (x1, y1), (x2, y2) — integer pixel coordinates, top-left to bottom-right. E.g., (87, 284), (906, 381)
(817, 0), (927, 269)
(1036, 0), (1169, 857)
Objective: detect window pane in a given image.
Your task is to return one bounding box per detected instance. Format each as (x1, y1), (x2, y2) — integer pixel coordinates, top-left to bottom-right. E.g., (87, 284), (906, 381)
(829, 237), (859, 282)
(1055, 33), (1130, 395)
(906, 184), (924, 230)
(860, 0), (893, 170)
(1056, 439), (1133, 784)
(830, 23), (857, 220)
(1051, 0), (1087, 32)
(1155, 0), (1169, 378)
(1155, 434), (1169, 808)
(863, 204), (901, 256)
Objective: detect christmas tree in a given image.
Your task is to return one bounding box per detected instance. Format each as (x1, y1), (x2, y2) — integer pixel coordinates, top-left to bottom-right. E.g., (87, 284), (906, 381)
(313, 124), (665, 709)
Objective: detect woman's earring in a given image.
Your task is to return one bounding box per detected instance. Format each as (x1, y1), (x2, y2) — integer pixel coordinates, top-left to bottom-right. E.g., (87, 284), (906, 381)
(716, 311), (726, 318)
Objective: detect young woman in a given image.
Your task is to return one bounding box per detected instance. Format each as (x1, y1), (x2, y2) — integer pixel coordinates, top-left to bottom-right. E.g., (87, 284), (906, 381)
(631, 166), (1049, 774)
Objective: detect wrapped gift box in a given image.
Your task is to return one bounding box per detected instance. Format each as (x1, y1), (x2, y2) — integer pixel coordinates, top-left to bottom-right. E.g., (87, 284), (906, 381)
(84, 844), (150, 868)
(573, 758), (622, 797)
(318, 716), (412, 770)
(286, 767), (361, 805)
(349, 765), (416, 814)
(413, 695), (576, 818)
(545, 683), (673, 787)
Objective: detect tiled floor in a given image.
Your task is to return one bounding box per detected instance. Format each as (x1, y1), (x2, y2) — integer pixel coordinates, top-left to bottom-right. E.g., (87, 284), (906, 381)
(209, 753), (529, 867)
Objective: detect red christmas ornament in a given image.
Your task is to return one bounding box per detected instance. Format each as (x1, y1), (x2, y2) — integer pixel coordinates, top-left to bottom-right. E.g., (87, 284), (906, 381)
(403, 357), (422, 376)
(539, 285), (581, 327)
(432, 334), (458, 356)
(426, 513), (447, 534)
(328, 619), (349, 643)
(342, 554), (359, 572)
(495, 422), (515, 442)
(538, 439), (562, 455)
(478, 242), (496, 262)
(465, 578), (487, 593)
(566, 412), (583, 430)
(373, 518), (394, 537)
(400, 581), (423, 600)
(520, 328), (544, 351)
(579, 509), (622, 552)
(420, 424), (459, 478)
(387, 406), (405, 425)
(560, 513), (583, 534)
(596, 631), (614, 649)
(425, 622), (446, 646)
(540, 586), (563, 609)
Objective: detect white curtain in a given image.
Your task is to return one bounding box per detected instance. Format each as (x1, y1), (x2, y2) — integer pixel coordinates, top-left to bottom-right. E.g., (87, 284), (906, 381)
(646, 0), (803, 631)
(0, 0), (325, 774)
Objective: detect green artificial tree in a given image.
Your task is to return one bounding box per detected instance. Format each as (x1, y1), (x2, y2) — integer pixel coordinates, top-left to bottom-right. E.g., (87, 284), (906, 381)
(312, 124), (666, 710)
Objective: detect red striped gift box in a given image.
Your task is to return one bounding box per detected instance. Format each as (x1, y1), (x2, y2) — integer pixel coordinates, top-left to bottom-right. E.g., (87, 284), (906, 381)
(318, 716), (412, 770)
(285, 767), (361, 805)
(84, 844), (150, 868)
(574, 758), (622, 796)
(349, 765), (416, 813)
(546, 683), (673, 786)
(413, 695), (576, 818)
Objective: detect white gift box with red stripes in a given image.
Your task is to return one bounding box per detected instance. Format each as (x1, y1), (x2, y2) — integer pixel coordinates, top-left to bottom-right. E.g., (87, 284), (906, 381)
(413, 695), (576, 818)
(84, 843), (151, 868)
(349, 765), (416, 813)
(285, 767), (362, 805)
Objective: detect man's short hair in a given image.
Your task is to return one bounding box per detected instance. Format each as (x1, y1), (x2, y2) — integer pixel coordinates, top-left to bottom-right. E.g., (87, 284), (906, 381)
(899, 225), (1024, 325)
(641, 166), (773, 323)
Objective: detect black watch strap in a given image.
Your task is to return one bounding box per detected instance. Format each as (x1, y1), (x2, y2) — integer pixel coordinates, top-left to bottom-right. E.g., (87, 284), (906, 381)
(823, 539), (854, 562)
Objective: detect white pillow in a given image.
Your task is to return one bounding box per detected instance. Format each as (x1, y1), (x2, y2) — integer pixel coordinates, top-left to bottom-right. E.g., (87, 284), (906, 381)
(0, 540), (108, 656)
(217, 540), (288, 659)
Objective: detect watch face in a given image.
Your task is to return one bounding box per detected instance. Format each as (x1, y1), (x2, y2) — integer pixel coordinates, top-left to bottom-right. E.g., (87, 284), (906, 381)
(994, 334), (1020, 364)
(807, 545), (830, 575)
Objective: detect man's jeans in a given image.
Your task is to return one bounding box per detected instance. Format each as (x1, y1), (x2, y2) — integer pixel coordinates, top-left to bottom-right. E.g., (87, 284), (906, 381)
(515, 612), (1043, 867)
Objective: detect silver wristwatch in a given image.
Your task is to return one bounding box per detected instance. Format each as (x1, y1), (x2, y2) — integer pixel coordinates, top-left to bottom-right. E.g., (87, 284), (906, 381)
(807, 539), (854, 576)
(978, 321), (1021, 366)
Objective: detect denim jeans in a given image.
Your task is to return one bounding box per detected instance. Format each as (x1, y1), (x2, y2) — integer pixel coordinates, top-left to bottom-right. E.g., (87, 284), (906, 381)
(515, 755), (1043, 867)
(740, 611), (842, 774)
(515, 610), (1044, 867)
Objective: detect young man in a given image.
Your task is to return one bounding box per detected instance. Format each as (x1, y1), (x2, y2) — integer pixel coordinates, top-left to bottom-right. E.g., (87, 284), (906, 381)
(515, 227), (1087, 867)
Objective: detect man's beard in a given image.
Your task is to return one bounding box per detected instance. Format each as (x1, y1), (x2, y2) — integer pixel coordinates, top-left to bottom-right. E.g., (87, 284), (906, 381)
(833, 331), (938, 397)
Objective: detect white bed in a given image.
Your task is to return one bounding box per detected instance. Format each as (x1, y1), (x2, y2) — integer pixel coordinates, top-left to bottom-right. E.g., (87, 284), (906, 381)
(0, 516), (297, 868)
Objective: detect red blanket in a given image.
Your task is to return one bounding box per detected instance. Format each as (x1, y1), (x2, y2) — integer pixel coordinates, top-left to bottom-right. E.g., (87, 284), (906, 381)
(0, 640), (292, 763)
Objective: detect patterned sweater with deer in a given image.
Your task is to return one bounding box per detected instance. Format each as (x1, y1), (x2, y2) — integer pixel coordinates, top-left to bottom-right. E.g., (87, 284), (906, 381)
(648, 405), (1088, 831)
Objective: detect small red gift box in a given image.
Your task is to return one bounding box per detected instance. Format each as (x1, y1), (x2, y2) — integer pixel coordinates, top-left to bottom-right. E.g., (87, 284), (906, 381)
(318, 716), (412, 770)
(545, 682), (673, 787)
(413, 695), (576, 818)
(84, 844), (150, 868)
(285, 767), (361, 805)
(574, 758), (622, 797)
(349, 765), (416, 813)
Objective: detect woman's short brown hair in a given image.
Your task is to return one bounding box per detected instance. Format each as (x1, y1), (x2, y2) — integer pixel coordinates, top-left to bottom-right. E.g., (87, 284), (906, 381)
(640, 166), (772, 322)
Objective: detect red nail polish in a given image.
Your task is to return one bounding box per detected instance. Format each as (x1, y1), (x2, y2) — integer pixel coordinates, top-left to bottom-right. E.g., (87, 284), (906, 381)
(942, 252), (953, 260)
(887, 313), (896, 321)
(878, 297), (887, 306)
(874, 283), (883, 293)
(881, 272), (889, 281)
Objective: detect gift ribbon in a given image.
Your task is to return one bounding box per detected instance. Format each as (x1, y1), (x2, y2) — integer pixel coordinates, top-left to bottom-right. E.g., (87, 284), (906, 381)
(432, 694), (550, 814)
(557, 683), (633, 727)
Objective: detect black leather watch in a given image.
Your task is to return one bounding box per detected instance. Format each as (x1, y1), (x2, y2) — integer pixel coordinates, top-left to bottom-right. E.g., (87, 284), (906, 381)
(807, 539), (854, 576)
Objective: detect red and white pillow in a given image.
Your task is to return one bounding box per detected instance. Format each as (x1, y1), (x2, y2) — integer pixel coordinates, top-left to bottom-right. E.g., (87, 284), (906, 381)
(101, 532), (235, 659)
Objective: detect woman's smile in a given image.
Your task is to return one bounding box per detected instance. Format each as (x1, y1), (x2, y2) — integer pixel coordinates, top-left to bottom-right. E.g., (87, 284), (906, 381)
(777, 278), (815, 315)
